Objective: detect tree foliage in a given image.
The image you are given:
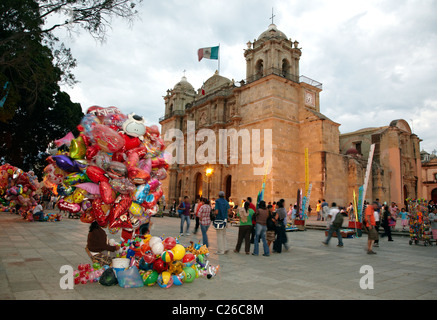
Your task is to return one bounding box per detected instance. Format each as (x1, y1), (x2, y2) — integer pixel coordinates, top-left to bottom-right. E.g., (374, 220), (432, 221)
(0, 0), (142, 175)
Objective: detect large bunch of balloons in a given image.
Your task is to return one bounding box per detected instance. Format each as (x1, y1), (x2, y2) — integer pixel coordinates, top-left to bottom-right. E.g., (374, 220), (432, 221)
(43, 106), (169, 236)
(0, 164), (40, 212)
(74, 235), (219, 288)
(117, 236), (219, 288)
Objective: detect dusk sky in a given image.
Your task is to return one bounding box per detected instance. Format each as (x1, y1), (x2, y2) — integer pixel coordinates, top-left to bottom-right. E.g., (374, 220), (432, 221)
(53, 0), (437, 153)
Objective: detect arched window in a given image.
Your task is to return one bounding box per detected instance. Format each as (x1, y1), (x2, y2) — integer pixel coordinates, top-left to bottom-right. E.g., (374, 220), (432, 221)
(255, 59), (263, 78)
(282, 59), (290, 77)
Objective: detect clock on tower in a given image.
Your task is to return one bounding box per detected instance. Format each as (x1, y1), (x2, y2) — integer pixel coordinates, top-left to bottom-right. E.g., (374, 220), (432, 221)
(305, 91), (315, 108)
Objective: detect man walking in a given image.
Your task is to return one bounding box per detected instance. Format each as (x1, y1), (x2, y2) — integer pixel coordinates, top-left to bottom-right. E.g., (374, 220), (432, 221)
(321, 199), (329, 223)
(364, 202), (379, 254)
(214, 191), (231, 255)
(179, 196), (191, 236)
(322, 203), (344, 247)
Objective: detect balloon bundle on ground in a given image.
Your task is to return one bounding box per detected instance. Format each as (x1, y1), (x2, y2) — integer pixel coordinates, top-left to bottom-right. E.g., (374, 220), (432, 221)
(0, 164), (40, 212)
(73, 263), (105, 285)
(112, 236), (219, 288)
(43, 106), (169, 237)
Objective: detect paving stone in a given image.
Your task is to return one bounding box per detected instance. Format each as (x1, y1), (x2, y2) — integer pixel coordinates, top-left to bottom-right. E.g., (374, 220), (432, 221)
(0, 212), (436, 301)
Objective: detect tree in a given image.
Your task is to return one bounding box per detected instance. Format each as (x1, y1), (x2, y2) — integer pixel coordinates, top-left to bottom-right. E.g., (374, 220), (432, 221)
(0, 0), (142, 175)
(1, 0), (143, 115)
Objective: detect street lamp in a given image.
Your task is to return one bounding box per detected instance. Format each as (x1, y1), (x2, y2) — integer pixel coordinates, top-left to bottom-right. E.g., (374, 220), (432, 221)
(205, 167), (213, 200)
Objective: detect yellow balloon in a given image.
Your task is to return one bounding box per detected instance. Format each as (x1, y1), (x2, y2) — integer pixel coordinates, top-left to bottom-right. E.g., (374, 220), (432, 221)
(129, 202), (143, 217)
(72, 188), (87, 203)
(69, 136), (86, 159)
(171, 244), (186, 261)
(161, 271), (171, 285)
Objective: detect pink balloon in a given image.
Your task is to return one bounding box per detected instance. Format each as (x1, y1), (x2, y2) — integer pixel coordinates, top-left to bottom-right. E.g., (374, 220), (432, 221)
(91, 124), (125, 153)
(76, 183), (100, 195)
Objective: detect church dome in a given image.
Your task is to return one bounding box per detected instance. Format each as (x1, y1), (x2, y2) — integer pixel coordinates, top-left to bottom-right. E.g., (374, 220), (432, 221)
(257, 23), (288, 41)
(173, 76), (195, 93)
(346, 148), (359, 156)
(202, 71), (232, 94)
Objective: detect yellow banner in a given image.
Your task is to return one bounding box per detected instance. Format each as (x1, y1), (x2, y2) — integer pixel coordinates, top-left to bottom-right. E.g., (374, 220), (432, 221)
(305, 148), (309, 195)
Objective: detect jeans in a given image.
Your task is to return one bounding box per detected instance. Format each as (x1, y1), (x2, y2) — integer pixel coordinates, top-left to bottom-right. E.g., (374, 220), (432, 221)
(253, 224), (269, 256)
(324, 225), (343, 246)
(180, 214), (190, 234)
(200, 224), (210, 247)
(194, 216), (200, 233)
(33, 211), (44, 221)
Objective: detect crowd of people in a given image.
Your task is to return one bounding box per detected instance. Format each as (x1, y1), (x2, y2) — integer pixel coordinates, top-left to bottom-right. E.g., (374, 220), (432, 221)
(169, 193), (437, 257)
(173, 192), (290, 257)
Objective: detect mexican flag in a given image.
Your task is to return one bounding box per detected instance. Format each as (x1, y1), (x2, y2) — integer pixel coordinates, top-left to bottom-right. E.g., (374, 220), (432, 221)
(198, 46), (219, 61)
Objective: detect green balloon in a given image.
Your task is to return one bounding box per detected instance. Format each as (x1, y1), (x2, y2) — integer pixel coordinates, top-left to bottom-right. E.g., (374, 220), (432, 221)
(183, 267), (196, 283)
(143, 270), (158, 286)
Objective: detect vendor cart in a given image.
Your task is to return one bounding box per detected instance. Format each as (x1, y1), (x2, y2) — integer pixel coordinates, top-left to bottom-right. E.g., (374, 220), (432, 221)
(408, 210), (432, 246)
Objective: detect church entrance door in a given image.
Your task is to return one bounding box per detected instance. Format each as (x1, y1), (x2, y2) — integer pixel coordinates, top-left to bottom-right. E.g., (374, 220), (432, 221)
(225, 175), (232, 201)
(195, 173), (203, 200)
(432, 188), (437, 206)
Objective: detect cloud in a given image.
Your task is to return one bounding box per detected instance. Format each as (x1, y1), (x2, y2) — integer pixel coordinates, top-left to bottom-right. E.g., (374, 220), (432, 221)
(57, 0), (437, 152)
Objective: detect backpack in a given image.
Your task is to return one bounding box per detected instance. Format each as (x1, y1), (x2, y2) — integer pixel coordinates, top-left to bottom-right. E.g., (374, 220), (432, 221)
(332, 211), (344, 228)
(178, 202), (185, 215)
(238, 206), (249, 223)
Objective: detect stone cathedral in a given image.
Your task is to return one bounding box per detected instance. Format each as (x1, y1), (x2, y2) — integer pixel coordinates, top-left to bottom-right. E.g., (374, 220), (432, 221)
(159, 23), (423, 209)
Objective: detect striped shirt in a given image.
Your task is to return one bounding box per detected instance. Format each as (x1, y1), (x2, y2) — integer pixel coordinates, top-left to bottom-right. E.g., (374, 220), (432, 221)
(198, 204), (212, 226)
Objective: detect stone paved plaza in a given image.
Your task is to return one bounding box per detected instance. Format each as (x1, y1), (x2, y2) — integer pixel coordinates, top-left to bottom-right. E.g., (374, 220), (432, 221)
(0, 211), (436, 301)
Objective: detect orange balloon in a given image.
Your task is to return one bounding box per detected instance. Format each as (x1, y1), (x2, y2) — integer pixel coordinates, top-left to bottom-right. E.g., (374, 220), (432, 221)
(141, 243), (151, 254)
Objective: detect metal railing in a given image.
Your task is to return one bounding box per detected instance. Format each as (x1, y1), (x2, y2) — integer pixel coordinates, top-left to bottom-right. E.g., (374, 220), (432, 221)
(241, 68), (322, 90)
(299, 75), (323, 89)
(159, 109), (185, 122)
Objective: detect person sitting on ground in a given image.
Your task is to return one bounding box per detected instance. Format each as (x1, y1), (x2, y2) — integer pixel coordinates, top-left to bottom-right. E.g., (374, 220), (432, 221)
(32, 202), (45, 221)
(87, 221), (120, 266)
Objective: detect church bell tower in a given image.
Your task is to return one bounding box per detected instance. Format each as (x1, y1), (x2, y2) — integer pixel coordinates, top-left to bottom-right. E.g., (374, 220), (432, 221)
(244, 23), (302, 83)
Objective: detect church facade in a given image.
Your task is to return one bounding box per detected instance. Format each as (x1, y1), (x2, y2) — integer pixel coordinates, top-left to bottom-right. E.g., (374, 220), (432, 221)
(159, 23), (423, 209)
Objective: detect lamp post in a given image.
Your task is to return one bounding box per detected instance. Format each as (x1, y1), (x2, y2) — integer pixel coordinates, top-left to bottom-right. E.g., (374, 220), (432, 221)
(205, 167), (213, 200)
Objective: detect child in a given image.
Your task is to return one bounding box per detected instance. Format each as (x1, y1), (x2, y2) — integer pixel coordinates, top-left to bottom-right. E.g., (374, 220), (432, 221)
(399, 208), (409, 231)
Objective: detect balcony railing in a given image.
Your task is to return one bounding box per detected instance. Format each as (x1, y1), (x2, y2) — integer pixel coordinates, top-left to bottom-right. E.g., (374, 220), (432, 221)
(159, 109), (185, 122)
(241, 68), (322, 90)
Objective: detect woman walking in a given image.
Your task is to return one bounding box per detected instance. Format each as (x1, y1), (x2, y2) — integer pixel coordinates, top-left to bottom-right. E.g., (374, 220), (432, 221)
(234, 201), (254, 255)
(380, 205), (394, 242)
(252, 200), (270, 256)
(198, 198), (212, 247)
(273, 199), (289, 253)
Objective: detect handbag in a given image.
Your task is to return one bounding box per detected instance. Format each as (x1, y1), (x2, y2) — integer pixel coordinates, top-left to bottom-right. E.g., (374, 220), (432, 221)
(213, 219), (227, 230)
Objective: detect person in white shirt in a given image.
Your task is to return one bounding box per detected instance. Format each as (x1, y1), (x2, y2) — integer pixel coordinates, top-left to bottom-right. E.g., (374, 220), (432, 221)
(322, 203), (343, 247)
(32, 202), (45, 221)
(373, 206), (380, 247)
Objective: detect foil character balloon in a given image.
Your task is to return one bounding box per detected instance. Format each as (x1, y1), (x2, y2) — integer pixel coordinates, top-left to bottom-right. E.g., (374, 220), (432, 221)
(128, 167), (150, 184)
(122, 113), (146, 138)
(91, 124), (125, 153)
(103, 161), (127, 179)
(109, 177), (135, 194)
